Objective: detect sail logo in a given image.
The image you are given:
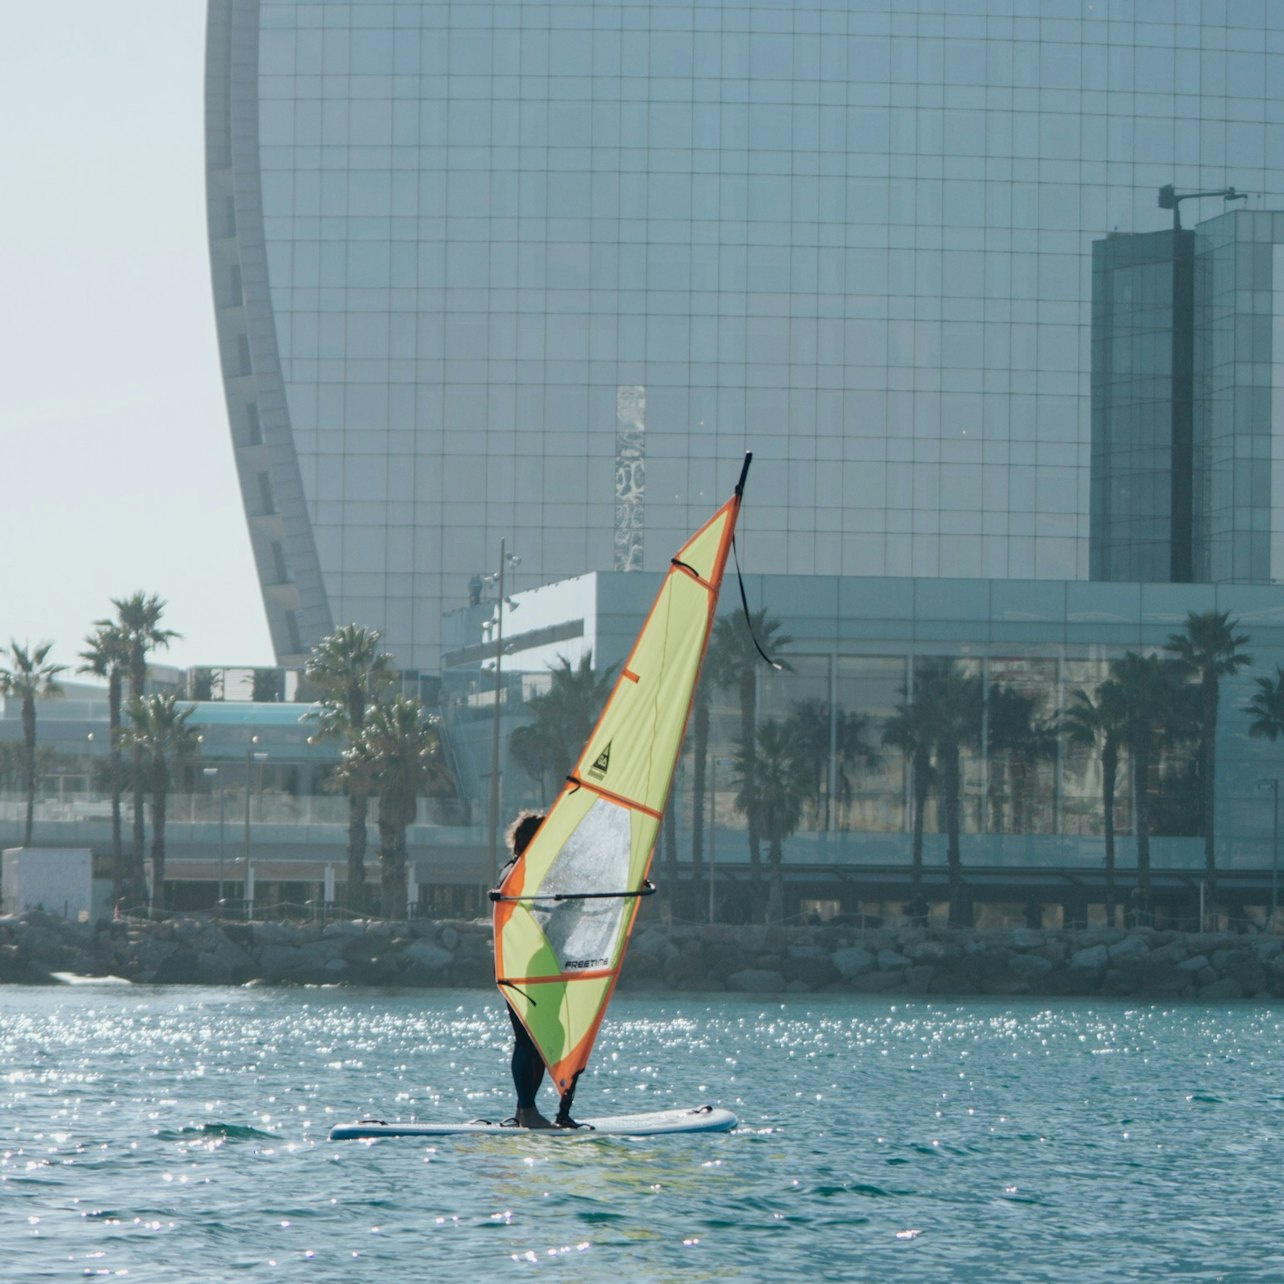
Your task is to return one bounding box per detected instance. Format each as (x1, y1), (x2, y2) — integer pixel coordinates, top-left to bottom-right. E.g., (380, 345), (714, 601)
(565, 957), (609, 970)
(588, 741), (611, 781)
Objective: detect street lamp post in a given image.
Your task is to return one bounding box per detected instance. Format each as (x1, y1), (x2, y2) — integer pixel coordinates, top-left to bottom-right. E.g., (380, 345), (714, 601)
(244, 736), (264, 917)
(203, 766), (227, 910)
(485, 540), (520, 886)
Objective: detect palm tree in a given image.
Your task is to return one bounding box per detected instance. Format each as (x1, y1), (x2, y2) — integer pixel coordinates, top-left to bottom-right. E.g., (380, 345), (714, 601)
(1110, 651), (1176, 917)
(986, 684), (1059, 835)
(917, 658), (982, 926)
(123, 694), (202, 910)
(508, 719), (561, 797)
(0, 641), (67, 846)
(1247, 665), (1284, 744)
(882, 685), (935, 911)
(304, 624), (397, 912)
(732, 717), (808, 924)
(1063, 681), (1126, 925)
(784, 698), (879, 831)
(79, 623), (130, 897)
(784, 697), (834, 831)
(340, 696), (451, 919)
(688, 625), (742, 906)
(111, 594), (179, 901)
(833, 709), (879, 828)
(515, 652), (617, 784)
(706, 611), (792, 902)
(1165, 610), (1253, 917)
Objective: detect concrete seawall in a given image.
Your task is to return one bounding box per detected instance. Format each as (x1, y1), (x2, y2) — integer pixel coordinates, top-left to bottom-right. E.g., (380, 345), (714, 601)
(3, 911), (1284, 1000)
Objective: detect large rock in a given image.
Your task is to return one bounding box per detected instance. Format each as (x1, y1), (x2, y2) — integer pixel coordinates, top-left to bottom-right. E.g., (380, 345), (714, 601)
(851, 969), (904, 994)
(192, 951), (234, 985)
(905, 939), (947, 963)
(1149, 940), (1189, 965)
(322, 920), (366, 939)
(1008, 952), (1053, 981)
(782, 953), (841, 989)
(152, 949), (198, 984)
(1198, 977), (1244, 1000)
(1219, 951), (1266, 995)
(725, 968), (786, 994)
(404, 941), (453, 974)
(831, 946), (874, 979)
(252, 921), (298, 947)
(1070, 943), (1109, 972)
(1130, 961), (1191, 998)
(1108, 934), (1151, 964)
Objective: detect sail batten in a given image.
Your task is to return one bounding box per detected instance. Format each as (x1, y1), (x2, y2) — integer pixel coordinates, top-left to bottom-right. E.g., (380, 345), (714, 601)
(493, 457), (750, 1094)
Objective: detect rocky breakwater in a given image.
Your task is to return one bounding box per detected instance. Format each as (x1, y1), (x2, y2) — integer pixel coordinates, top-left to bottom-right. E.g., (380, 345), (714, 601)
(0, 912), (497, 989)
(2, 912), (1284, 999)
(620, 922), (1284, 1000)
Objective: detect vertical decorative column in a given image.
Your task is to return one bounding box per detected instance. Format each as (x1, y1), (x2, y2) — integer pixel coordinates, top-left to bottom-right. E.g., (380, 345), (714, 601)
(615, 385), (646, 572)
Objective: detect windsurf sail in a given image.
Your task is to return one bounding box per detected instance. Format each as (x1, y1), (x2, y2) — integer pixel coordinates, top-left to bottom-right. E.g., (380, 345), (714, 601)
(492, 454), (754, 1098)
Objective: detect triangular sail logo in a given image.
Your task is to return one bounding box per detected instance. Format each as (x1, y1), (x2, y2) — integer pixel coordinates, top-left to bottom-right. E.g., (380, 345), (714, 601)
(588, 742), (611, 781)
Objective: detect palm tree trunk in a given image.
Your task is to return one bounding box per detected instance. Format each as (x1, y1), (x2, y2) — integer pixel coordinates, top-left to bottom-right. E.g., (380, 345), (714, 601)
(129, 652), (147, 904)
(740, 673), (761, 902)
(911, 747), (929, 899)
(662, 798), (678, 903)
(378, 815), (407, 920)
(943, 741), (967, 925)
(347, 791), (369, 912)
(766, 836), (783, 924)
(21, 696), (35, 847)
(690, 697), (708, 887)
(1134, 741), (1152, 914)
(108, 672), (124, 899)
(151, 773), (168, 911)
(1103, 741), (1118, 926)
(1203, 679), (1218, 918)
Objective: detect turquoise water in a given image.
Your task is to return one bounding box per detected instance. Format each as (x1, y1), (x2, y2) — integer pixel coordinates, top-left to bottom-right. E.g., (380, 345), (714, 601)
(2, 985), (1282, 1281)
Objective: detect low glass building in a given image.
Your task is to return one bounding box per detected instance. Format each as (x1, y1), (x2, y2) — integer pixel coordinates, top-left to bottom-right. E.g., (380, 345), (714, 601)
(443, 570), (1284, 927)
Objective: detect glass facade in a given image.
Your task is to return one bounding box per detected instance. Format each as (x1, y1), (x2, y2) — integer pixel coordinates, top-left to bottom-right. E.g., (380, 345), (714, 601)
(207, 0), (1284, 670)
(1193, 209), (1284, 583)
(1090, 227), (1193, 583)
(443, 571), (1284, 880)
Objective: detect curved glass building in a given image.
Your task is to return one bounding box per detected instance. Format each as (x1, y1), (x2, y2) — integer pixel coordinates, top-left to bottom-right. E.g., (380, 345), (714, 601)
(206, 0), (1284, 670)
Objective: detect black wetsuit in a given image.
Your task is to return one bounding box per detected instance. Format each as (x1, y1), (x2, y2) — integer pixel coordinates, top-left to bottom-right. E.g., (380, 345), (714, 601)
(497, 851), (545, 1110)
(507, 1002), (544, 1109)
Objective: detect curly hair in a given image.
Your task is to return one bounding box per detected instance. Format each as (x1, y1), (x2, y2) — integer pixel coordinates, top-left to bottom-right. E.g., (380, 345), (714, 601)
(505, 809), (546, 857)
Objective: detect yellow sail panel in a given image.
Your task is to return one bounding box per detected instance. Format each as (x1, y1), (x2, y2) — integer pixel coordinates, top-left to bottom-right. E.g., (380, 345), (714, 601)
(574, 499), (738, 812)
(494, 468), (746, 1094)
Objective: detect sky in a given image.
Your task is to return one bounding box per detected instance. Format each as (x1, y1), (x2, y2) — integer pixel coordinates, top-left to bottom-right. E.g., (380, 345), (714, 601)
(1, 5), (275, 674)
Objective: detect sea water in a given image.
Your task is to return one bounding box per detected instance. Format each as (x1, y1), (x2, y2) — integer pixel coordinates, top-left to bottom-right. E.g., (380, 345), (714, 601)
(1, 984), (1282, 1282)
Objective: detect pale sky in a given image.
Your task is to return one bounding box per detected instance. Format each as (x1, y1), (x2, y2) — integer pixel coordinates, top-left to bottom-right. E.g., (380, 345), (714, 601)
(1, 4), (275, 673)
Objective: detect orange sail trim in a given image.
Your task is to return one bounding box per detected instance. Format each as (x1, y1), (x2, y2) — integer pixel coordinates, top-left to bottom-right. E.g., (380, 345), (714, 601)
(493, 458), (751, 1096)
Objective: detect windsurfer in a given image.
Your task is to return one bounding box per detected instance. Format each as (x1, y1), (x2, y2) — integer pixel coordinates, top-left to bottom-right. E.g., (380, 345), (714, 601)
(498, 809), (587, 1130)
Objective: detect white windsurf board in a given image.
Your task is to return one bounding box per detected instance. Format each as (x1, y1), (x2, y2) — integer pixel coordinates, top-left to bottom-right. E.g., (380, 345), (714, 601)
(329, 1105), (736, 1140)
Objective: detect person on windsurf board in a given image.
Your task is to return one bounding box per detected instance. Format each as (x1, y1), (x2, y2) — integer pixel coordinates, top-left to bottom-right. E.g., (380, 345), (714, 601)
(495, 810), (589, 1129)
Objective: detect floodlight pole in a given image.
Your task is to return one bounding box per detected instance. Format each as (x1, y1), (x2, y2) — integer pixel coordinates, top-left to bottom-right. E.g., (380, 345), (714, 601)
(487, 539), (508, 886)
(1158, 184), (1246, 231)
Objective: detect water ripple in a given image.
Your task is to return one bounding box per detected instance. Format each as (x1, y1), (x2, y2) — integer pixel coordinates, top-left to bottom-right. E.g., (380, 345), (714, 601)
(3, 988), (1284, 1279)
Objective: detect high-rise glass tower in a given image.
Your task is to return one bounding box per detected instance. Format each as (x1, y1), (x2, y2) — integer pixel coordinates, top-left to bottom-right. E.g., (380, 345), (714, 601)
(206, 0), (1284, 670)
(1091, 208), (1284, 585)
